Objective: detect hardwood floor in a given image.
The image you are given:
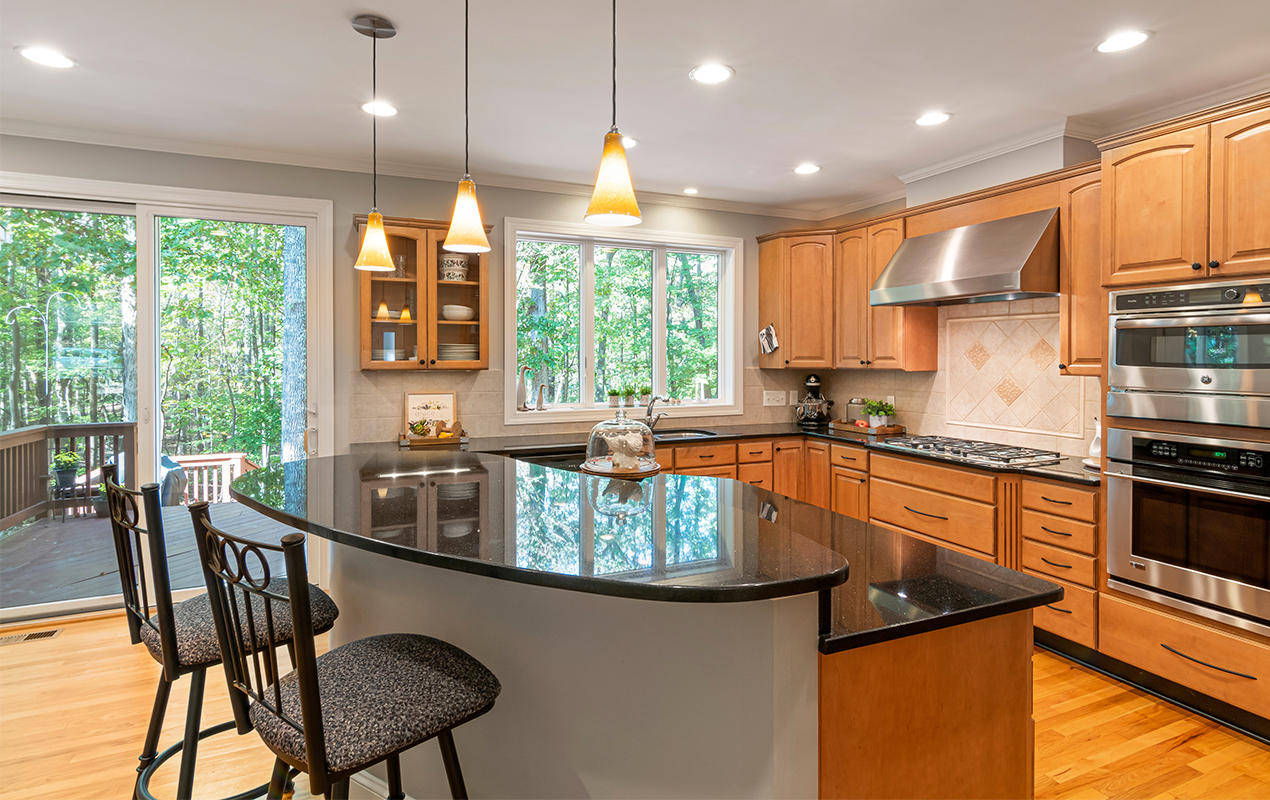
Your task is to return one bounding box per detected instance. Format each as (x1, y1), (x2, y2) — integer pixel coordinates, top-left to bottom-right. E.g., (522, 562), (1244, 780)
(1, 613), (1267, 799)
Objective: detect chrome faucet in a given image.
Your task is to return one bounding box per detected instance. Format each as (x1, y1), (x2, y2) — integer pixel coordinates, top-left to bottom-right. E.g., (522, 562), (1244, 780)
(645, 395), (670, 430)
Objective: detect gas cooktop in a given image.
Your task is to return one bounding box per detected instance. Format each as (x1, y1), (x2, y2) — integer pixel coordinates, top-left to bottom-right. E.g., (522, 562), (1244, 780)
(879, 436), (1062, 467)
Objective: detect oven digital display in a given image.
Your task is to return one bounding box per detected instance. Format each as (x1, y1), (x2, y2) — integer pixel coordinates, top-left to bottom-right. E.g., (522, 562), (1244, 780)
(1187, 447), (1230, 460)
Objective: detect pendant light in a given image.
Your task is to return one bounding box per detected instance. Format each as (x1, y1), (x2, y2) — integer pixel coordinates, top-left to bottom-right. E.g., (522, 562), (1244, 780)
(585, 0), (641, 226)
(443, 0), (491, 253)
(353, 14), (397, 271)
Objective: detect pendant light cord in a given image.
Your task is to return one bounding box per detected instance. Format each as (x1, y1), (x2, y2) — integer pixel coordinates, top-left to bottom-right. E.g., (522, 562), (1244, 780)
(611, 0), (617, 130)
(372, 26), (378, 209)
(464, 0), (470, 176)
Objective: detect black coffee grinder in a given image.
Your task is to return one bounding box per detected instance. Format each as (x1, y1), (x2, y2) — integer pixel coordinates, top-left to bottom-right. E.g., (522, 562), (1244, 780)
(795, 373), (834, 428)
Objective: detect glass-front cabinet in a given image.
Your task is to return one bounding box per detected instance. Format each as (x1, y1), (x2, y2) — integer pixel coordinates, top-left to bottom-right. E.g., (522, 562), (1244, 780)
(356, 215), (490, 370)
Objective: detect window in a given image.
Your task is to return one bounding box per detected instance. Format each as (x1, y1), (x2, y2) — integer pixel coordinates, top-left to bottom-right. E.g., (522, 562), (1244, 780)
(506, 218), (742, 423)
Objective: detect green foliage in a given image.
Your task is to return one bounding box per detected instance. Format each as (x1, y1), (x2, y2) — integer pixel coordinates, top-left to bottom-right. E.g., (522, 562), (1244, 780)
(51, 450), (82, 472)
(863, 400), (895, 417)
(638, 385), (651, 395)
(606, 387), (620, 397)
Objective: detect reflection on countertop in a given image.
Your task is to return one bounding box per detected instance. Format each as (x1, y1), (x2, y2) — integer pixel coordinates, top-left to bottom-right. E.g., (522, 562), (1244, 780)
(232, 450), (1061, 652)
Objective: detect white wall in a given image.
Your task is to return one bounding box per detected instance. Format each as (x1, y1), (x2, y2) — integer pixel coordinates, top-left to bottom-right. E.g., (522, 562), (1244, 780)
(0, 134), (809, 449)
(904, 136), (1099, 207)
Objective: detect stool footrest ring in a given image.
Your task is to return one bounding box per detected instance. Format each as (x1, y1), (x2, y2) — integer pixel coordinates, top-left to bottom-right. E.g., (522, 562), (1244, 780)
(136, 719), (269, 800)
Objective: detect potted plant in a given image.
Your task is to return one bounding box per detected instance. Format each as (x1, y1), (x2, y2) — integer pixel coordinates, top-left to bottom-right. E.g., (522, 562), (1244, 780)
(607, 388), (621, 407)
(863, 400), (895, 429)
(621, 385), (637, 406)
(638, 385), (652, 405)
(52, 451), (82, 491)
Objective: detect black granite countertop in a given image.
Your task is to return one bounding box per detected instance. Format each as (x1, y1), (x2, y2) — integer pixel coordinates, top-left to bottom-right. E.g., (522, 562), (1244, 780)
(232, 450), (1062, 652)
(467, 423), (1101, 486)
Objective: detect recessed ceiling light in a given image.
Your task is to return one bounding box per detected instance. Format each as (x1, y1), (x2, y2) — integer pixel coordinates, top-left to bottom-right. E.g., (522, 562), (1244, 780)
(683, 188), (699, 194)
(621, 135), (639, 148)
(794, 164), (820, 175)
(689, 63), (734, 84)
(916, 112), (951, 126)
(17, 46), (76, 68)
(1097, 30), (1151, 53)
(362, 100), (398, 116)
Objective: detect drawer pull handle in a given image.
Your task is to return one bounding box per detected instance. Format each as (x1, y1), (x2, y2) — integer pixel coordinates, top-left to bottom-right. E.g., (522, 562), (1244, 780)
(1041, 557), (1072, 569)
(1160, 644), (1257, 680)
(1040, 525), (1073, 537)
(1041, 495), (1073, 505)
(749, 451), (764, 455)
(1045, 604), (1072, 614)
(749, 480), (762, 485)
(904, 505), (948, 521)
(839, 456), (857, 461)
(699, 454), (715, 459)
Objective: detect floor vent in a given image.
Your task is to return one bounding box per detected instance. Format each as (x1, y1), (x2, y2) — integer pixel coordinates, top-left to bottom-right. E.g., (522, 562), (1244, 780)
(0, 629), (63, 646)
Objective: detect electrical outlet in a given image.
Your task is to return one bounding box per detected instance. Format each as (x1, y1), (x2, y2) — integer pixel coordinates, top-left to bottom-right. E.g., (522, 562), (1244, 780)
(886, 395), (895, 406)
(763, 391), (785, 407)
(789, 390), (800, 405)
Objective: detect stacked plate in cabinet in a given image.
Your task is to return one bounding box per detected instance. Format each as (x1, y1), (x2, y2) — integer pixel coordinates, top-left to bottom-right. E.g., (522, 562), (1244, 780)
(437, 343), (480, 361)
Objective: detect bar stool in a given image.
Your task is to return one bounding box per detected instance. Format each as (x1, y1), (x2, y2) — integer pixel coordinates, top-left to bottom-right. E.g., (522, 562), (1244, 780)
(103, 465), (340, 800)
(189, 501), (501, 800)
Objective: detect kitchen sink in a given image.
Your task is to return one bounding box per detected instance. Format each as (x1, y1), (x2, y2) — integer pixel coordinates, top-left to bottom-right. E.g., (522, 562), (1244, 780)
(652, 428), (718, 441)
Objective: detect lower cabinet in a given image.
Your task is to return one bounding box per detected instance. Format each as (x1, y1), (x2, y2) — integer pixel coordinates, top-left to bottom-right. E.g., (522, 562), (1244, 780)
(803, 440), (832, 509)
(868, 454), (998, 560)
(831, 466), (868, 521)
(1029, 574), (1098, 649)
(736, 461), (772, 489)
(678, 465), (737, 479)
(772, 439), (805, 498)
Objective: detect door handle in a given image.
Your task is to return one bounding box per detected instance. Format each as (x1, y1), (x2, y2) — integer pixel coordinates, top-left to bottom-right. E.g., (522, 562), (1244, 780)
(304, 427), (318, 456)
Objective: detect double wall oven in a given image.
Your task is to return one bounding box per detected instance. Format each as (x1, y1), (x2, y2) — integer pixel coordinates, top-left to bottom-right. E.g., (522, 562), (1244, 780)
(1106, 279), (1270, 636)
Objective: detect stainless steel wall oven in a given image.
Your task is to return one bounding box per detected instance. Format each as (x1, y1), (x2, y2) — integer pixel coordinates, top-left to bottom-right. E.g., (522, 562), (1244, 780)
(1106, 428), (1270, 637)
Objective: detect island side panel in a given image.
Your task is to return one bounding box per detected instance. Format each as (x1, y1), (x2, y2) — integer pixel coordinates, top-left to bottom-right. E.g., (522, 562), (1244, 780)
(329, 543), (820, 799)
(818, 610), (1035, 800)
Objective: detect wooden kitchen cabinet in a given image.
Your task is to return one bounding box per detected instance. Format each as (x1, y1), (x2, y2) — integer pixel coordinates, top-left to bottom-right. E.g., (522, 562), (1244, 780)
(831, 466), (868, 521)
(1100, 96), (1270, 286)
(1059, 175), (1104, 377)
(757, 233), (835, 369)
(803, 439), (832, 509)
(833, 221), (938, 371)
(771, 439), (805, 498)
(736, 461), (773, 489)
(358, 215), (490, 371)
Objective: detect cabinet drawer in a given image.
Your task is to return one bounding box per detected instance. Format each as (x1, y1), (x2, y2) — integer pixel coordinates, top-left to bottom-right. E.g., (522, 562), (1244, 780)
(830, 443), (868, 471)
(1022, 480), (1097, 523)
(737, 441), (773, 464)
(869, 478), (996, 556)
(677, 465), (737, 480)
(737, 461), (773, 489)
(1100, 595), (1270, 719)
(1021, 539), (1096, 588)
(675, 443), (736, 469)
(871, 454), (996, 503)
(1022, 509), (1096, 556)
(1026, 572), (1097, 649)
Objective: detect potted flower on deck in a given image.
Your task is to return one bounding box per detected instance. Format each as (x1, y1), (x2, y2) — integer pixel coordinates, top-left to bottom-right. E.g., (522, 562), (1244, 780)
(607, 388), (621, 407)
(621, 386), (637, 407)
(863, 400), (896, 429)
(52, 451), (82, 492)
(638, 386), (652, 405)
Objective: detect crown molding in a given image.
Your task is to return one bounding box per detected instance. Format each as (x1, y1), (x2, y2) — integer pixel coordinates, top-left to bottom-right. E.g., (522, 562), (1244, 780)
(812, 187), (907, 222)
(0, 119), (824, 222)
(1094, 72), (1270, 139)
(896, 120), (1079, 185)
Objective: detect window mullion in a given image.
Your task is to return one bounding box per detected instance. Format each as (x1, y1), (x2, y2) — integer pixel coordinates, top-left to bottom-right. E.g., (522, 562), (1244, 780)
(652, 246), (668, 398)
(580, 240), (596, 407)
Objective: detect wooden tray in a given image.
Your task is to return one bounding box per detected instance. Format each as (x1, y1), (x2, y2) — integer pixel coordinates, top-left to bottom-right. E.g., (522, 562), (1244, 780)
(398, 434), (467, 450)
(828, 421), (906, 436)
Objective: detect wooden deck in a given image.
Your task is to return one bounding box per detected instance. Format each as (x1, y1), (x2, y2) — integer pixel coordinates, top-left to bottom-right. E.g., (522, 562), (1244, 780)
(0, 504), (293, 610)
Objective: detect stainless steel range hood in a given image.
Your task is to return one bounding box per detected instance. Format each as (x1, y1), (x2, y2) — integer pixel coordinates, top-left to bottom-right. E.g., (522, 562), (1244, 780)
(869, 207), (1060, 307)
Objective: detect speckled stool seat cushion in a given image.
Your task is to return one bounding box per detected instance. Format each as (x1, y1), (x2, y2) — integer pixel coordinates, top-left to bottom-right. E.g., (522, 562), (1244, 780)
(248, 633), (501, 774)
(139, 579), (339, 668)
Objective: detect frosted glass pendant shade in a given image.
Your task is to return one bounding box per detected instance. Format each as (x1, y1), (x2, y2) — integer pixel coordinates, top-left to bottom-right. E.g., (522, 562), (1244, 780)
(585, 130), (642, 226)
(355, 211), (395, 271)
(443, 177), (491, 253)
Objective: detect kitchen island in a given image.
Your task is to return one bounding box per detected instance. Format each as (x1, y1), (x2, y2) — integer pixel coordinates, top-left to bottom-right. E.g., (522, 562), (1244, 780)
(233, 450), (1060, 799)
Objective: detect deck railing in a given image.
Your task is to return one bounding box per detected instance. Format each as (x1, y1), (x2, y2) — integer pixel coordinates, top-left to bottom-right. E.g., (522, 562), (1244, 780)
(176, 453), (260, 505)
(0, 422), (137, 529)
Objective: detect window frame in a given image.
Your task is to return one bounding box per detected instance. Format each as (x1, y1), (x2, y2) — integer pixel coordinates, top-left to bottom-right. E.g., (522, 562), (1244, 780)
(504, 217), (743, 425)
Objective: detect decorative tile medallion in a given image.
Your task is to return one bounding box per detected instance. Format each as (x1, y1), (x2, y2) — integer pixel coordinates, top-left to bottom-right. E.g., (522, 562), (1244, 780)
(966, 341), (991, 370)
(947, 314), (1084, 438)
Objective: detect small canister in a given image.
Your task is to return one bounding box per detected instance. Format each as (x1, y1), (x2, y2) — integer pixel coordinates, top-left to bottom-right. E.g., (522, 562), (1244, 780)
(845, 398), (867, 424)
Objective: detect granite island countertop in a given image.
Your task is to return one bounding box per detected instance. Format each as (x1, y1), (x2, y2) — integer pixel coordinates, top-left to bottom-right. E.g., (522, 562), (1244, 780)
(232, 449), (1062, 653)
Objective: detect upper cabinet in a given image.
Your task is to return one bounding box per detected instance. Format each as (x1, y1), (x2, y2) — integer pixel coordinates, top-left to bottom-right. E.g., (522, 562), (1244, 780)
(1101, 100), (1270, 286)
(758, 233), (835, 369)
(357, 216), (490, 371)
(1058, 176), (1103, 377)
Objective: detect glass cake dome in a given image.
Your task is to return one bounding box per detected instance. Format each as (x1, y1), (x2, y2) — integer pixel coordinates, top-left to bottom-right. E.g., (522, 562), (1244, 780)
(581, 409), (659, 477)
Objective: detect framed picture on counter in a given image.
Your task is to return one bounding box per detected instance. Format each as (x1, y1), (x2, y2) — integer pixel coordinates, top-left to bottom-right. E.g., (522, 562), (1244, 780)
(404, 392), (456, 438)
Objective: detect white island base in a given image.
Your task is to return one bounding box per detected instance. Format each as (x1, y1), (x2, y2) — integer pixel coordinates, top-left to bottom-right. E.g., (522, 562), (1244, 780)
(330, 544), (820, 799)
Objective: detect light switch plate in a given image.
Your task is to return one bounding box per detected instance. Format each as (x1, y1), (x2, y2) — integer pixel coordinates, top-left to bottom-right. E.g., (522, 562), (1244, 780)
(790, 390), (800, 405)
(763, 391), (785, 407)
(886, 395), (895, 406)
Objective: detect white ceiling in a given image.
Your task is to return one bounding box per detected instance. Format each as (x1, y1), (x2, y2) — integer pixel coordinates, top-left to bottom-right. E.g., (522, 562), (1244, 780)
(2, 0), (1269, 219)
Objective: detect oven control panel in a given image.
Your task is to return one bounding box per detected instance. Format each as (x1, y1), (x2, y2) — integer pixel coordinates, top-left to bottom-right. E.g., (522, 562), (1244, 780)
(1114, 281), (1270, 312)
(1133, 437), (1270, 479)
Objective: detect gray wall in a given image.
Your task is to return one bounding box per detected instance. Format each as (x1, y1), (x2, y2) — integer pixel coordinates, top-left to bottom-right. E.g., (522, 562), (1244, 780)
(904, 136), (1099, 207)
(1, 134), (807, 450)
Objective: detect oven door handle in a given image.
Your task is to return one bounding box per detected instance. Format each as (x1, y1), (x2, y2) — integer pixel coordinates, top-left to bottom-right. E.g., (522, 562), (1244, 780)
(1105, 470), (1270, 503)
(1113, 311), (1270, 329)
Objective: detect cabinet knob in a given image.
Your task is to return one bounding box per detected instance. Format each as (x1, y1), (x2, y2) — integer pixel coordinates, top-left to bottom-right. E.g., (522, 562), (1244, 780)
(784, 359), (789, 365)
(1058, 363), (1067, 370)
(866, 360), (872, 365)
(430, 359), (436, 365)
(859, 360), (866, 365)
(1191, 262), (1203, 270)
(419, 359), (427, 365)
(775, 447), (781, 452)
(1209, 260), (1220, 269)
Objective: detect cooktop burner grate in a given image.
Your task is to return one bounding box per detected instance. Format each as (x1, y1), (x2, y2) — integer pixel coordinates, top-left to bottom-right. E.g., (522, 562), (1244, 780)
(881, 436), (1062, 467)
